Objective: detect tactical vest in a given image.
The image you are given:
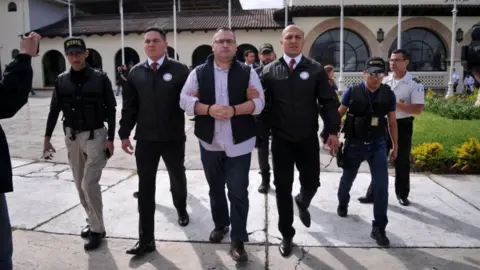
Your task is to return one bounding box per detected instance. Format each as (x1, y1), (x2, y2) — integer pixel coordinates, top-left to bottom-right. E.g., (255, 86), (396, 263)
(56, 67), (106, 140)
(343, 83), (392, 141)
(194, 54), (256, 144)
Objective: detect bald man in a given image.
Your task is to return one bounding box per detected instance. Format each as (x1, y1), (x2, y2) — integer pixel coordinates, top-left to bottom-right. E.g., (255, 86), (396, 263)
(259, 25), (341, 257)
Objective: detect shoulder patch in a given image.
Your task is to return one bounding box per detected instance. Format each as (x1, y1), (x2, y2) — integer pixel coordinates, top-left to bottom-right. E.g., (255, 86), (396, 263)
(412, 77), (421, 84)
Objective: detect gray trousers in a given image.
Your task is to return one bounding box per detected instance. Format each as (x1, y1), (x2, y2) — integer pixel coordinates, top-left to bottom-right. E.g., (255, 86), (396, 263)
(65, 127), (107, 233)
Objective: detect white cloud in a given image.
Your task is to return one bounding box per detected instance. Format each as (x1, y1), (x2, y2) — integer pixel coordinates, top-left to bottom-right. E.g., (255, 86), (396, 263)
(239, 0), (284, 9)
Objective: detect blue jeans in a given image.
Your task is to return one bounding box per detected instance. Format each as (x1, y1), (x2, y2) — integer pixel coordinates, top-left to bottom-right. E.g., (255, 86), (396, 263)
(337, 138), (389, 230)
(0, 193), (13, 270)
(200, 145), (251, 242)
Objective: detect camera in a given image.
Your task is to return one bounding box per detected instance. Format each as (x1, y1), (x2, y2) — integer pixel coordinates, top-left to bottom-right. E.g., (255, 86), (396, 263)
(461, 24), (480, 73)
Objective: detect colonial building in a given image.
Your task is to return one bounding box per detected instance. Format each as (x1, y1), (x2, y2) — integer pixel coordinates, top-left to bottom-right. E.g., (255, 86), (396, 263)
(1, 0), (479, 90)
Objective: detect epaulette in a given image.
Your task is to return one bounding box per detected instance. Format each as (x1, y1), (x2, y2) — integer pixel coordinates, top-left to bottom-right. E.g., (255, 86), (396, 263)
(412, 77), (421, 84)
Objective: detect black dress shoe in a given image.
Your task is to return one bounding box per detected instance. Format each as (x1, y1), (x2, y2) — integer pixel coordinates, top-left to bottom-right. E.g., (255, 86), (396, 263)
(294, 195), (311, 228)
(337, 205), (348, 217)
(230, 241), (248, 262)
(358, 196), (374, 204)
(209, 227), (229, 243)
(257, 182), (270, 194)
(81, 225), (90, 238)
(279, 237), (293, 257)
(126, 240), (156, 256)
(370, 227), (390, 247)
(84, 232), (105, 251)
(398, 198), (410, 206)
(178, 211), (189, 227)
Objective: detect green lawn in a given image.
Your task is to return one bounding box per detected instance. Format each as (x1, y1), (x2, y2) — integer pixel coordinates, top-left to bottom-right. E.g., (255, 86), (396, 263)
(413, 111), (480, 154)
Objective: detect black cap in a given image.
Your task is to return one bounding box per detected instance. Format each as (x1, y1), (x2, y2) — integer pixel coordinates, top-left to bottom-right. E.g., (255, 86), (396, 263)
(64, 37), (86, 54)
(259, 43), (274, 54)
(365, 57), (386, 74)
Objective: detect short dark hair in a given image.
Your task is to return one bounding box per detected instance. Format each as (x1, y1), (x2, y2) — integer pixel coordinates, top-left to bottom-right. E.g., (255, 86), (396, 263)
(144, 26), (167, 41)
(214, 27), (236, 42)
(391, 49), (410, 60)
(244, 50), (254, 57)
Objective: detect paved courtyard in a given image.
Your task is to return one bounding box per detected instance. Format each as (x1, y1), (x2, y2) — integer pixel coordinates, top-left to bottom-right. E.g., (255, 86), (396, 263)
(2, 92), (480, 269)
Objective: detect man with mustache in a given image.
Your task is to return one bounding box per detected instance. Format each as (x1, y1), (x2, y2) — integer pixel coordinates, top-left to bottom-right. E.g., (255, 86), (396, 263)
(119, 27), (190, 256)
(43, 37), (117, 250)
(260, 25), (341, 257)
(180, 27), (264, 262)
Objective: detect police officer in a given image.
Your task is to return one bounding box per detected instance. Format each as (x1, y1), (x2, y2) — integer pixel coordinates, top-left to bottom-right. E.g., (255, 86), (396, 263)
(43, 37), (117, 250)
(119, 27), (190, 256)
(358, 49), (424, 206)
(260, 25), (341, 257)
(336, 57), (398, 247)
(255, 43), (276, 193)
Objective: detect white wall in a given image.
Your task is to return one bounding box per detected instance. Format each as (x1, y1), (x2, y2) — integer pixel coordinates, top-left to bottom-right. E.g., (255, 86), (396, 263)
(0, 0), (31, 76)
(33, 29), (284, 88)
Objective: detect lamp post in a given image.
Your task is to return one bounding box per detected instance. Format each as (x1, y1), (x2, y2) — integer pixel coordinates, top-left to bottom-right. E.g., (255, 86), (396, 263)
(446, 0), (458, 99)
(284, 0), (288, 27)
(338, 0), (345, 92)
(120, 0), (125, 65)
(397, 0), (402, 49)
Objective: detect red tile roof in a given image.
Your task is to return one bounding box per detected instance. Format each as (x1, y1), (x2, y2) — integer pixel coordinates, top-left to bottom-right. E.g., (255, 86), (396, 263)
(33, 9), (284, 38)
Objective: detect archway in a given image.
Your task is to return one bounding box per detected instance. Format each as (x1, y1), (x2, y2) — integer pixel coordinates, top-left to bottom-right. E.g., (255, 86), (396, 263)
(191, 45), (211, 68)
(167, 46), (179, 60)
(114, 47), (140, 73)
(42, 50), (66, 87)
(8, 2), (17, 12)
(309, 28), (370, 72)
(388, 28), (448, 72)
(86, 48), (103, 70)
(236, 44), (258, 64)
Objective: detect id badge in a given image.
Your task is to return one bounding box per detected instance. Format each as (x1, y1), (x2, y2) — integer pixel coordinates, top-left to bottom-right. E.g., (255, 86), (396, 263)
(371, 117), (379, 126)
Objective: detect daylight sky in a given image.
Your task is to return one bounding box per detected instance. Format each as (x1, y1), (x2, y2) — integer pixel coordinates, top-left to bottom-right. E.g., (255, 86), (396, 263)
(239, 0), (284, 9)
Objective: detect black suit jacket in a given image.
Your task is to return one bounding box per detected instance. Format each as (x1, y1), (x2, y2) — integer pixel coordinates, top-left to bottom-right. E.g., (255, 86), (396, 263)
(0, 54), (33, 193)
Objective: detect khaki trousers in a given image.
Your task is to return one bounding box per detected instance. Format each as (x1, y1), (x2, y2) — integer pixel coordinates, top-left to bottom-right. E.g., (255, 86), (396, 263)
(65, 127), (107, 233)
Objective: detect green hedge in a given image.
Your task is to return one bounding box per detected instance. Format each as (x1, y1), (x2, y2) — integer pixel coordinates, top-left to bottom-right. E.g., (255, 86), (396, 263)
(424, 92), (480, 120)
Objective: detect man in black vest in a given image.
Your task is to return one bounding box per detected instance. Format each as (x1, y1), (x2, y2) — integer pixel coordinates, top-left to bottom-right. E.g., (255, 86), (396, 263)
(43, 37), (116, 250)
(336, 57), (398, 247)
(0, 32), (40, 270)
(119, 27), (190, 256)
(260, 25), (341, 257)
(254, 43), (276, 193)
(179, 27), (264, 262)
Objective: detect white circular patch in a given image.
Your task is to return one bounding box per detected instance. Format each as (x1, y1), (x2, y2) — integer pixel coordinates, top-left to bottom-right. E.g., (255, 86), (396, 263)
(300, 71), (309, 80)
(163, 73), (173, 82)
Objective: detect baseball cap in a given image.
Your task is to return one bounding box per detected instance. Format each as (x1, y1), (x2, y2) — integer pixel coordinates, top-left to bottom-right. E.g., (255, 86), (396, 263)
(64, 37), (86, 54)
(365, 57), (386, 74)
(259, 43), (274, 54)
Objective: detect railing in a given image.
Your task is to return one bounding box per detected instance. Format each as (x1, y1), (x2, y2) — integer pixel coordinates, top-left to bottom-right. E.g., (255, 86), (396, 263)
(341, 72), (449, 90)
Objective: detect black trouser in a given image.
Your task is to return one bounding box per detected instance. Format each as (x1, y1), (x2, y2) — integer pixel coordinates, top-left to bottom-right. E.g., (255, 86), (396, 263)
(272, 132), (320, 239)
(135, 139), (187, 242)
(200, 145), (251, 242)
(256, 116), (272, 181)
(365, 117), (414, 200)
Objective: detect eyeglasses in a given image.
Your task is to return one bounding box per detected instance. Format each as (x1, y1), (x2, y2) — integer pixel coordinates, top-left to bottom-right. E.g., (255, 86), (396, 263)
(214, 39), (235, 45)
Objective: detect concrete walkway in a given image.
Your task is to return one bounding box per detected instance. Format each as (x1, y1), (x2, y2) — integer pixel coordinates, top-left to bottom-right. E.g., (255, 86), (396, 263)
(3, 92), (480, 270)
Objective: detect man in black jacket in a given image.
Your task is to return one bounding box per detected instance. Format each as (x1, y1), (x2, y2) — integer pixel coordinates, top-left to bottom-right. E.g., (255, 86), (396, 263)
(254, 43), (276, 193)
(43, 37), (117, 251)
(0, 32), (40, 270)
(119, 27), (190, 256)
(260, 25), (341, 257)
